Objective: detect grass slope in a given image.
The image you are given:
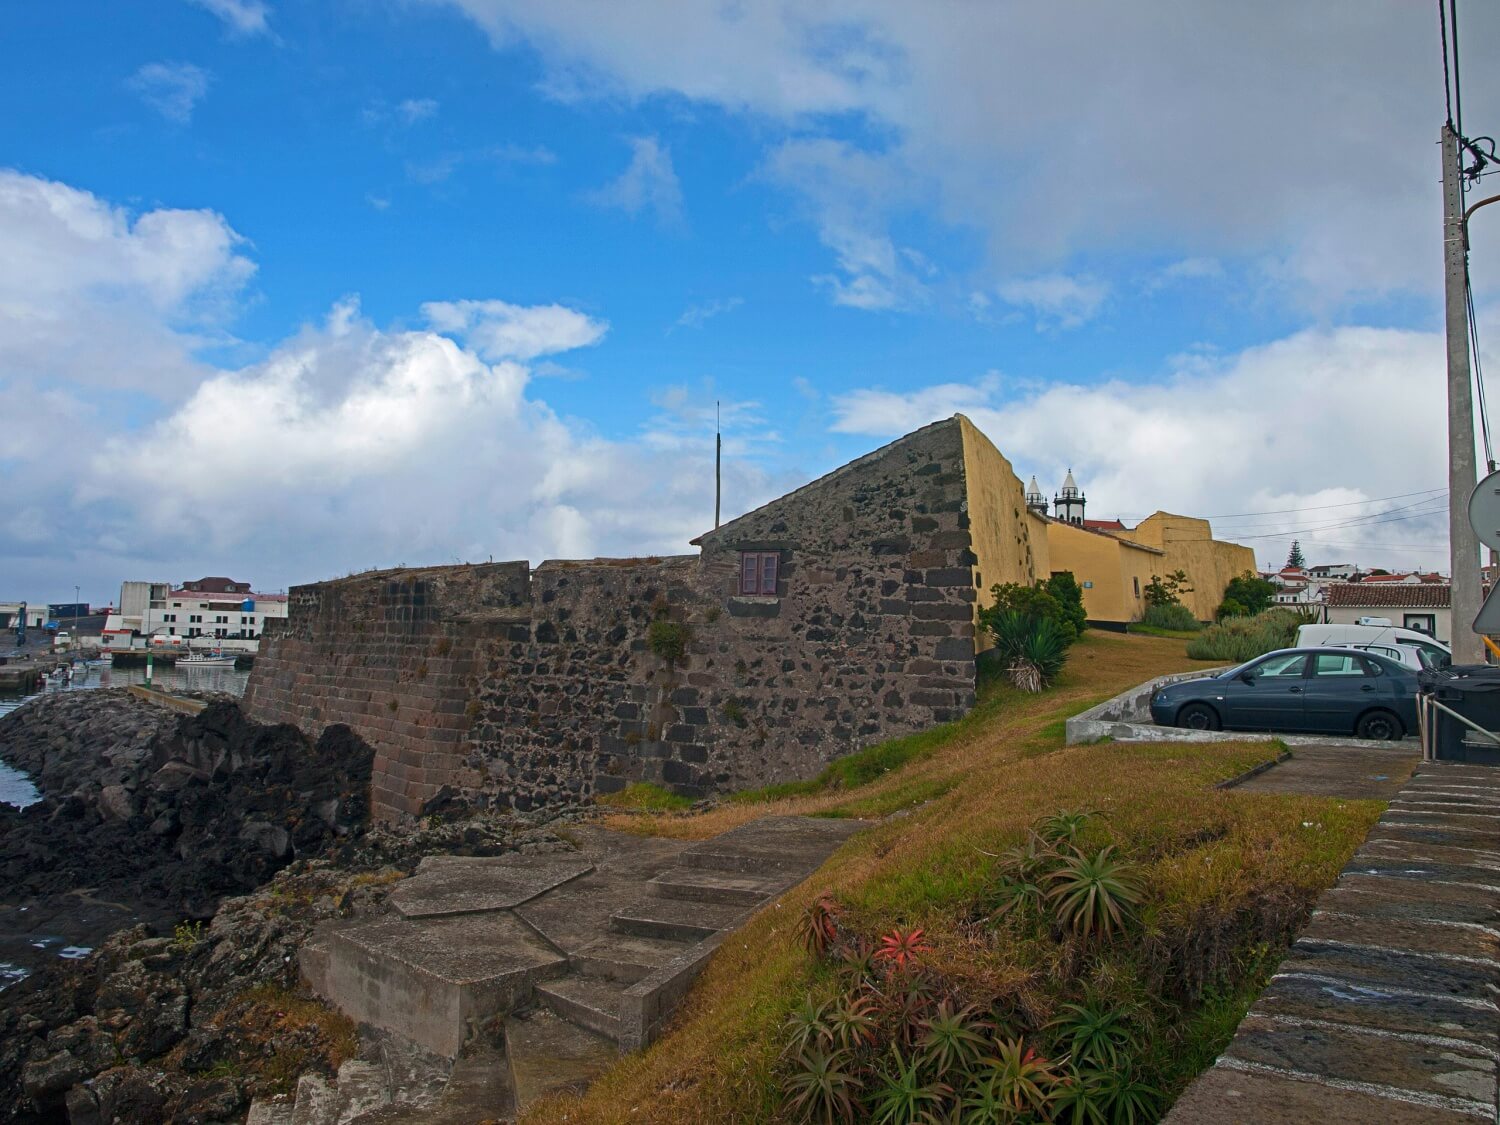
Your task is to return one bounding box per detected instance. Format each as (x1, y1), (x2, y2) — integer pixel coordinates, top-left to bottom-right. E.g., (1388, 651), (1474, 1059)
(529, 632), (1382, 1123)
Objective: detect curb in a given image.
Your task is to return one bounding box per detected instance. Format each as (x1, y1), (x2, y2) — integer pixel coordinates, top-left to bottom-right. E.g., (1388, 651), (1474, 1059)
(1215, 750), (1292, 790)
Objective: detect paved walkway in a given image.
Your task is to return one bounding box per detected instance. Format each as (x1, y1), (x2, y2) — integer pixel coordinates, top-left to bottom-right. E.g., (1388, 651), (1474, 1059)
(1231, 742), (1419, 799)
(1168, 761), (1500, 1123)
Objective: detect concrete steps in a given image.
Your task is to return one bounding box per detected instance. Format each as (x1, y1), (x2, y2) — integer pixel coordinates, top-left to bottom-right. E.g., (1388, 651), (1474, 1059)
(569, 932), (692, 983)
(293, 815), (868, 1114)
(646, 866), (789, 906)
(610, 896), (746, 941)
(537, 975), (626, 1041)
(300, 912), (568, 1057)
(504, 1008), (616, 1115)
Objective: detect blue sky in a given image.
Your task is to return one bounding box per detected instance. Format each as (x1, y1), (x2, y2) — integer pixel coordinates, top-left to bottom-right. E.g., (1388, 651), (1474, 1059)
(2, 1), (1497, 604)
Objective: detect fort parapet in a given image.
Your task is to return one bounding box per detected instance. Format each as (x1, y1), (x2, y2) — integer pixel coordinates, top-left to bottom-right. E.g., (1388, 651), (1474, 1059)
(244, 417), (1047, 822)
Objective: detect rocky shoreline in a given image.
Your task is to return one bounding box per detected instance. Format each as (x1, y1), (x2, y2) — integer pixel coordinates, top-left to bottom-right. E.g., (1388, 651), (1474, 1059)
(0, 689), (581, 1122)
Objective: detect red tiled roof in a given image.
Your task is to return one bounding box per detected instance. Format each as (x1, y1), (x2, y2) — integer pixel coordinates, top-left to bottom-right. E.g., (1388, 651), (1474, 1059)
(1083, 518), (1127, 531)
(1324, 584), (1451, 608)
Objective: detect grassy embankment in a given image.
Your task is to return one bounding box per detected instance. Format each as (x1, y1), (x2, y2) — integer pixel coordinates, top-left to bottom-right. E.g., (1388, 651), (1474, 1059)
(532, 631), (1382, 1123)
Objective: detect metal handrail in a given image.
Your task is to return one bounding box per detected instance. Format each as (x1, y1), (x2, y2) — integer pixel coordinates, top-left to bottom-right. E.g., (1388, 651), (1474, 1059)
(1418, 692), (1500, 761)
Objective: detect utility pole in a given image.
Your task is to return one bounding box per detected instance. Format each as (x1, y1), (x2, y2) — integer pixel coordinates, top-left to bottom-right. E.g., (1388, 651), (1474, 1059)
(1443, 123), (1484, 664)
(714, 400), (722, 529)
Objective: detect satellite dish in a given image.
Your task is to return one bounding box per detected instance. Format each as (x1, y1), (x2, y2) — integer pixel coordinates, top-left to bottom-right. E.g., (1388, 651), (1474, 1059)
(1468, 469), (1500, 554)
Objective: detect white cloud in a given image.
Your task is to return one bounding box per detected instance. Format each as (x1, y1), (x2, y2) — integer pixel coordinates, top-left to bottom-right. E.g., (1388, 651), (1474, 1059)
(420, 299), (607, 361)
(0, 168), (253, 393)
(1145, 257), (1224, 292)
(831, 326), (1469, 571)
(75, 302), (775, 586)
(436, 1), (1500, 307)
(363, 97), (440, 128)
(127, 62), (212, 124)
(187, 0), (272, 37)
(763, 138), (929, 311)
(996, 274), (1109, 330)
(671, 296), (743, 332)
(585, 136), (683, 227)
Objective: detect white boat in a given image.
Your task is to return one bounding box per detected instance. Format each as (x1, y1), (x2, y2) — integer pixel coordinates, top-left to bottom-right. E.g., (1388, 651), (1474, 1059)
(178, 650), (238, 669)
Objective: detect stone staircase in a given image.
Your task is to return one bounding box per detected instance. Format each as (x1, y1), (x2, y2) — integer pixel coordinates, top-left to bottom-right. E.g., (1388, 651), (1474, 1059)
(250, 816), (864, 1122)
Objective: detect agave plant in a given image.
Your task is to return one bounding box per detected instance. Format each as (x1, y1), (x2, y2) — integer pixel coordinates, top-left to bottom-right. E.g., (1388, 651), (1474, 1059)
(869, 1045), (951, 1125)
(1047, 997), (1140, 1069)
(801, 893), (841, 958)
(784, 1047), (862, 1125)
(1045, 845), (1144, 941)
(873, 927), (932, 971)
(917, 999), (992, 1078)
(1006, 616), (1070, 692)
(970, 1037), (1058, 1119)
(784, 995), (833, 1056)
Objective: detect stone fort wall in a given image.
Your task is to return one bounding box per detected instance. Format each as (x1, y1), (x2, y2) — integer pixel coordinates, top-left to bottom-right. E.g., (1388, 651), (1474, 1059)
(245, 418), (1018, 822)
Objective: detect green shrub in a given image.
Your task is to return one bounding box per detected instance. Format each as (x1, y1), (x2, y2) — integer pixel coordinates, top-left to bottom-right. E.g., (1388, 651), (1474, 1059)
(1219, 571), (1275, 616)
(979, 582), (1079, 645)
(1185, 608), (1302, 662)
(1144, 569), (1192, 608)
(1042, 571), (1089, 638)
(647, 618), (690, 665)
(1142, 603), (1201, 632)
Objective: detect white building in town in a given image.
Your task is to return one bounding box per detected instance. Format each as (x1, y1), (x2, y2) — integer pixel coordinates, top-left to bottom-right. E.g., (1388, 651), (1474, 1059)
(102, 576), (288, 653)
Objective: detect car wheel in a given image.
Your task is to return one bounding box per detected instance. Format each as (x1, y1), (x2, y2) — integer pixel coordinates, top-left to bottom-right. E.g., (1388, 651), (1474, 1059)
(1356, 709), (1404, 741)
(1176, 703), (1221, 731)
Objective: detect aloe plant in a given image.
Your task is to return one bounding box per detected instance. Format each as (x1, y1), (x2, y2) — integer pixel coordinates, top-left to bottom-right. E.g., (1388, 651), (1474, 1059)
(970, 1037), (1058, 1119)
(874, 926), (932, 970)
(1046, 845), (1143, 940)
(784, 995), (833, 1056)
(1037, 809), (1096, 849)
(917, 999), (992, 1078)
(1051, 1067), (1110, 1125)
(825, 991), (878, 1052)
(784, 1047), (862, 1125)
(1047, 997), (1140, 1069)
(869, 1045), (951, 1125)
(801, 893), (840, 958)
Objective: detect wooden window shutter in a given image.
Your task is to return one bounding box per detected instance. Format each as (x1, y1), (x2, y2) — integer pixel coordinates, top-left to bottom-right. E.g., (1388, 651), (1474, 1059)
(760, 553), (779, 595)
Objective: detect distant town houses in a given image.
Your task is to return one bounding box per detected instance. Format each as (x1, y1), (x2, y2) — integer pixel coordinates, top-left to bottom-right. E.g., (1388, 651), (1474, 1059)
(101, 577), (289, 653)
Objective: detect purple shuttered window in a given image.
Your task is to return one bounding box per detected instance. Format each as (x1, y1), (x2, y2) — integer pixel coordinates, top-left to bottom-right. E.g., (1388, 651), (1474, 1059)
(739, 551), (780, 596)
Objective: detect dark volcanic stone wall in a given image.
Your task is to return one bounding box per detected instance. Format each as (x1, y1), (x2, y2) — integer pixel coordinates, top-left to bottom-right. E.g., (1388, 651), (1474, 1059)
(246, 418), (996, 820)
(242, 563), (529, 820)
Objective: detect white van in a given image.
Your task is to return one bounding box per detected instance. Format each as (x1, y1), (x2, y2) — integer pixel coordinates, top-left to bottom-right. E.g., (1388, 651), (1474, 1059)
(1296, 623), (1451, 667)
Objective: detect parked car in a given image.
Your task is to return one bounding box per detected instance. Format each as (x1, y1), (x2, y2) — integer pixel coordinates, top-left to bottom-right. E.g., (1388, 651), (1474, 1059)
(1297, 623), (1450, 667)
(1149, 647), (1417, 740)
(1341, 641), (1445, 672)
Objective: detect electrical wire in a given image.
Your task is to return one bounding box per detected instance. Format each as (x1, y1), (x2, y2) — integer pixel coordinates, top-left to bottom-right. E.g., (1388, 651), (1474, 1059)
(1208, 496), (1450, 538)
(1451, 0), (1465, 159)
(1111, 487), (1447, 523)
(1468, 267), (1495, 471)
(1440, 0), (1454, 129)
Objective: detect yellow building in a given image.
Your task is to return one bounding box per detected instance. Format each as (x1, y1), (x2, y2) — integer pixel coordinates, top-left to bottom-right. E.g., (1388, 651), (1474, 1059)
(952, 417), (1257, 628)
(1043, 519), (1162, 625)
(1116, 512), (1256, 622)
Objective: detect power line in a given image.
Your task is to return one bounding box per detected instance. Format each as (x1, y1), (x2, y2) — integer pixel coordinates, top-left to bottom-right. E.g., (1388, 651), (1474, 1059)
(1440, 0), (1454, 128)
(1210, 496), (1449, 538)
(1112, 487), (1446, 522)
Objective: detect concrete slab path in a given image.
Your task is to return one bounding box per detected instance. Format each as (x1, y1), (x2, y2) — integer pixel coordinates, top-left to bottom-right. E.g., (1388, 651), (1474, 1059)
(1229, 741), (1420, 800)
(1166, 762), (1500, 1123)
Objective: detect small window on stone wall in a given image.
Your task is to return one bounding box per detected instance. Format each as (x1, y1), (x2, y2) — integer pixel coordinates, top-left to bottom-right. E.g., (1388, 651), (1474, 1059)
(739, 551), (780, 596)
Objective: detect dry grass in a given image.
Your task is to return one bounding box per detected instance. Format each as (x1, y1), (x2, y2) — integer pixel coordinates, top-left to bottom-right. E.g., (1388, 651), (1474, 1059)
(529, 631), (1380, 1123)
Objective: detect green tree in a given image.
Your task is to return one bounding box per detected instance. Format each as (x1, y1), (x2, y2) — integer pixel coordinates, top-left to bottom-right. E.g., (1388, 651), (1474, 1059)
(1042, 571), (1089, 638)
(1286, 540), (1306, 568)
(979, 582), (1079, 644)
(1143, 570), (1192, 608)
(1218, 571), (1275, 617)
